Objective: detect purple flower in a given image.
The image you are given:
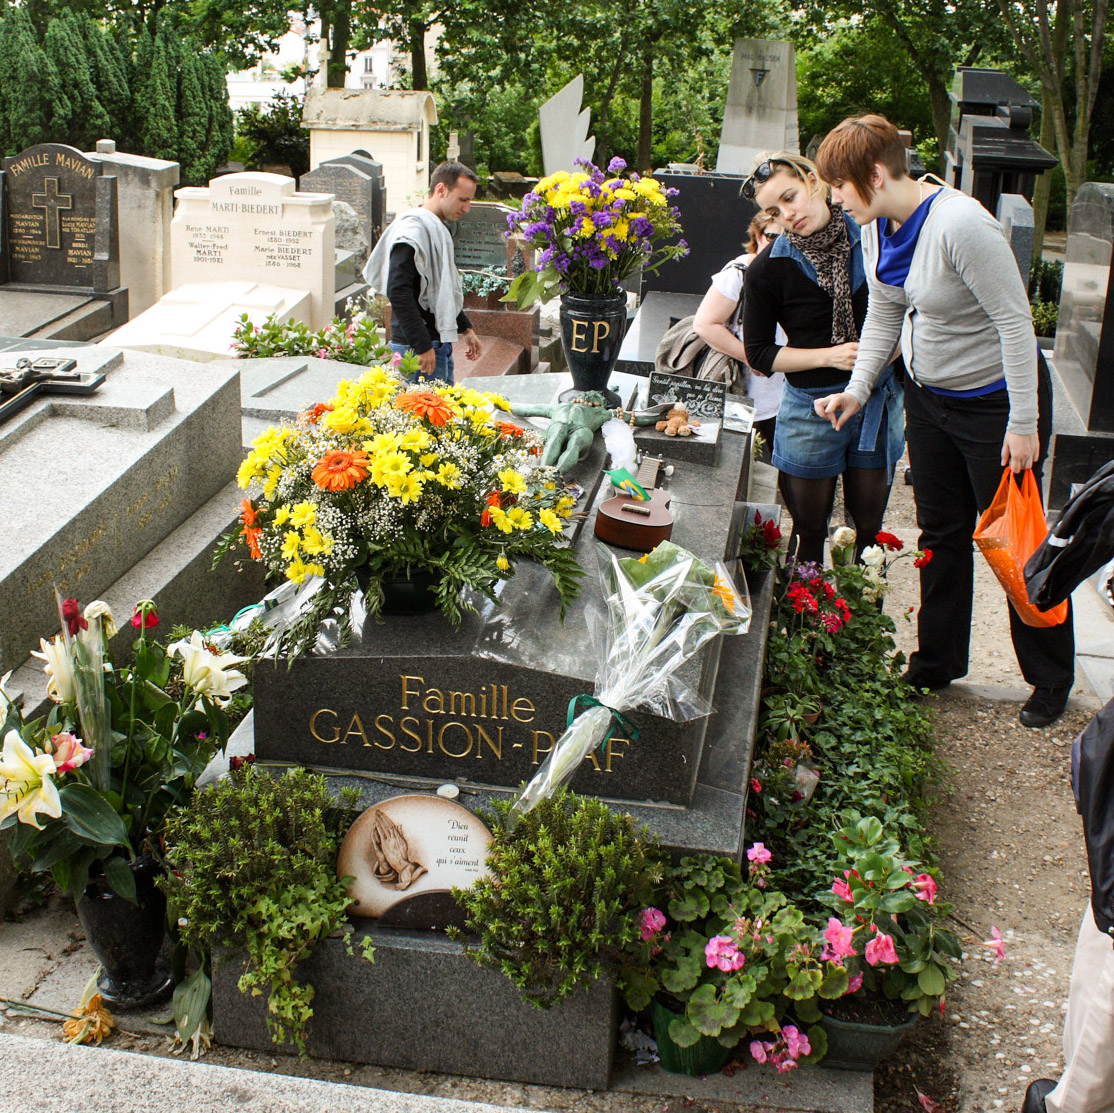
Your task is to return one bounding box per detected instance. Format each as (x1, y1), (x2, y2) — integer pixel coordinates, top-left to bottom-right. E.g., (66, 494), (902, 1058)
(608, 156), (628, 174)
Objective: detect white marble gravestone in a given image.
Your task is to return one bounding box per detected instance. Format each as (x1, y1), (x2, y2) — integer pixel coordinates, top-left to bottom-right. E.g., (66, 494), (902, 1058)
(716, 39), (800, 175)
(538, 76), (596, 176)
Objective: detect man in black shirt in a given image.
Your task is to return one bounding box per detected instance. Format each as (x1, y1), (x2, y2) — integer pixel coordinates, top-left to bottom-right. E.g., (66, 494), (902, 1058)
(364, 161), (483, 383)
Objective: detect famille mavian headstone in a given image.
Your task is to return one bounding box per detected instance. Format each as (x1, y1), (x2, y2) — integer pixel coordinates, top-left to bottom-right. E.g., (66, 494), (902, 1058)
(0, 143), (128, 339)
(716, 39), (799, 176)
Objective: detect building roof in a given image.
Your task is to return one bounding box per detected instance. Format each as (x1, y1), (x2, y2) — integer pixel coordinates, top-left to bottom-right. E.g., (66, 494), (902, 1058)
(301, 88), (438, 131)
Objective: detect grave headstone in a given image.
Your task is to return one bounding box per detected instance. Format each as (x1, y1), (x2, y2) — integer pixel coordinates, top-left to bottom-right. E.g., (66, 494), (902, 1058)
(300, 155), (382, 255)
(996, 193), (1035, 287)
(329, 151), (387, 242)
(450, 201), (516, 270)
(1046, 183), (1114, 507)
(0, 345), (245, 675)
(944, 68), (1056, 215)
(538, 76), (595, 176)
(0, 143), (128, 339)
(716, 39), (799, 176)
(89, 140), (179, 316)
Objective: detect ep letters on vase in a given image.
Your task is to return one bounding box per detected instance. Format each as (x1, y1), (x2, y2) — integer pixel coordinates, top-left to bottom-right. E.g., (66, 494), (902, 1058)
(308, 673), (632, 772)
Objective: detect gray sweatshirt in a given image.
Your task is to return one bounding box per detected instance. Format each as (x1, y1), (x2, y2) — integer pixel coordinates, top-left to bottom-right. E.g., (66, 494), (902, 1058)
(844, 187), (1037, 435)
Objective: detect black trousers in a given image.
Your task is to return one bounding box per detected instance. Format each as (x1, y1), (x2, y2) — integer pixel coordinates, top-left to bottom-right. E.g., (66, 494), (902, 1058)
(904, 359), (1075, 688)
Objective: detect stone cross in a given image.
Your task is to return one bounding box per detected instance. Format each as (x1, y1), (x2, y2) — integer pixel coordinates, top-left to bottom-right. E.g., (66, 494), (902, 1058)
(31, 177), (73, 249)
(0, 356), (105, 425)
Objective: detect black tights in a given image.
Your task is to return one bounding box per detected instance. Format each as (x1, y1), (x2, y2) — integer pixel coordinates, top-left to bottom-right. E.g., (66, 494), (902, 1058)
(780, 468), (893, 565)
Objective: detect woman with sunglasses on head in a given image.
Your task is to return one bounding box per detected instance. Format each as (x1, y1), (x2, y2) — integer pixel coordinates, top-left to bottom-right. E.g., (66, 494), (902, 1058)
(812, 114), (1074, 729)
(693, 213), (785, 458)
(741, 152), (904, 564)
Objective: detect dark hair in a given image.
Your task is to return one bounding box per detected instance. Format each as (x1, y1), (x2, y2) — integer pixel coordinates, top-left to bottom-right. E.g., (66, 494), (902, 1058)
(430, 160), (479, 194)
(815, 115), (908, 204)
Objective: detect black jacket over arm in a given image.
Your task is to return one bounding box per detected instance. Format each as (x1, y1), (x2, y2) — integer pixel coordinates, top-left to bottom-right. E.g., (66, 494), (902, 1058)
(1075, 699), (1114, 943)
(386, 243), (472, 355)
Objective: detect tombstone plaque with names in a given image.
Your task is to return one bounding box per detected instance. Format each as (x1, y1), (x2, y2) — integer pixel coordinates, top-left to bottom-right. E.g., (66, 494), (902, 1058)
(451, 202), (516, 270)
(635, 371), (723, 463)
(2, 144), (121, 291)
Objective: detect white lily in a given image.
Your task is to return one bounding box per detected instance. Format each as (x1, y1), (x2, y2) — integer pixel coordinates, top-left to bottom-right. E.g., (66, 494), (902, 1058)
(31, 635), (76, 703)
(0, 729), (62, 828)
(168, 632), (249, 707)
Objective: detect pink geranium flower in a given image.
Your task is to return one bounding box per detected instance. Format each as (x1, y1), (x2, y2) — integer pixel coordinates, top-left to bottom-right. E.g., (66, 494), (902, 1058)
(782, 1024), (810, 1059)
(823, 917), (857, 959)
(747, 842), (772, 864)
(845, 972), (864, 995)
(831, 869), (855, 902)
(913, 873), (938, 904)
(638, 907), (666, 941)
(749, 1039), (768, 1064)
(983, 925), (1005, 964)
(864, 931), (899, 966)
(705, 935), (745, 972)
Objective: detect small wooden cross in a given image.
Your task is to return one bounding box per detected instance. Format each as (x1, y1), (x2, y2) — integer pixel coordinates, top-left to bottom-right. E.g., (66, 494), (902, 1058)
(0, 356), (106, 425)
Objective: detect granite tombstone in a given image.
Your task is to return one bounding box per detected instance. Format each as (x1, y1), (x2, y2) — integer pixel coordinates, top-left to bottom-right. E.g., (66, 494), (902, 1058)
(0, 143), (129, 339)
(451, 202), (517, 270)
(716, 39), (799, 176)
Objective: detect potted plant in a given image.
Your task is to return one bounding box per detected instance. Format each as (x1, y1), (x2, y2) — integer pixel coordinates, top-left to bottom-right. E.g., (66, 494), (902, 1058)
(503, 158), (688, 398)
(461, 266), (511, 311)
(450, 788), (661, 1009)
(816, 816), (962, 1070)
(619, 849), (847, 1076)
(220, 366), (584, 658)
(160, 763), (372, 1055)
(0, 597), (243, 1009)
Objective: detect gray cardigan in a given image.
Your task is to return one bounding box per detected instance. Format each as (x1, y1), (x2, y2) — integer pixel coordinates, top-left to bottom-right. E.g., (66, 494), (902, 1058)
(843, 188), (1038, 435)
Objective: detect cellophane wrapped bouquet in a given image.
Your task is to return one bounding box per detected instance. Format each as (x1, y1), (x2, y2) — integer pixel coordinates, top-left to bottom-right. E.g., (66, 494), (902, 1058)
(508, 541), (751, 828)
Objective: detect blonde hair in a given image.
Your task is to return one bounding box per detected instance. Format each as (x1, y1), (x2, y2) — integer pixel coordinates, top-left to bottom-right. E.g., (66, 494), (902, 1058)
(745, 151), (831, 205)
(745, 212), (776, 254)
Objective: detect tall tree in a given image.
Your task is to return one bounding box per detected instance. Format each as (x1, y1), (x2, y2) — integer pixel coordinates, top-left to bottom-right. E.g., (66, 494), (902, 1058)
(997, 0), (1109, 212)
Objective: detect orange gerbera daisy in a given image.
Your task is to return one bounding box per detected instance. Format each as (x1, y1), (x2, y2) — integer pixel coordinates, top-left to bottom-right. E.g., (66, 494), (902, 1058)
(243, 528), (263, 560)
(396, 390), (454, 427)
(497, 421), (523, 438)
(481, 489), (503, 527)
(312, 449), (371, 491)
(301, 401), (335, 424)
(240, 498), (259, 528)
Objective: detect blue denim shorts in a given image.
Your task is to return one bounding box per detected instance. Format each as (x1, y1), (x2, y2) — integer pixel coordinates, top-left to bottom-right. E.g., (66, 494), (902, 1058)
(772, 369), (905, 479)
(389, 340), (455, 385)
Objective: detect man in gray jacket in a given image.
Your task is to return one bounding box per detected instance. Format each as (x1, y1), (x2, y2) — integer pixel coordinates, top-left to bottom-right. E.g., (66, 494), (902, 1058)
(364, 161), (483, 383)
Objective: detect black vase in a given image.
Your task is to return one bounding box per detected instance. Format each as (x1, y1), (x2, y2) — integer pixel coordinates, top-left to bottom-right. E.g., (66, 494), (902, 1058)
(76, 856), (174, 1011)
(559, 291), (627, 405)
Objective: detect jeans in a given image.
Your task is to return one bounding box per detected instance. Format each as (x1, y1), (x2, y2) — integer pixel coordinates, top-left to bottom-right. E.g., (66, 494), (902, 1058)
(903, 355), (1075, 688)
(389, 340), (454, 385)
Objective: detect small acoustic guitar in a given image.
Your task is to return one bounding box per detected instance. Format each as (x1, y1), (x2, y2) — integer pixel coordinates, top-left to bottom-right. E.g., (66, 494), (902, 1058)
(594, 457), (675, 552)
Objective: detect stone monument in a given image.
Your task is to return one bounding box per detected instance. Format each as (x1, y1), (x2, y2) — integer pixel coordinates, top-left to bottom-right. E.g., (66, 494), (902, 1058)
(105, 172), (336, 360)
(0, 143), (129, 341)
(538, 75), (595, 176)
(1047, 182), (1114, 507)
(716, 39), (799, 175)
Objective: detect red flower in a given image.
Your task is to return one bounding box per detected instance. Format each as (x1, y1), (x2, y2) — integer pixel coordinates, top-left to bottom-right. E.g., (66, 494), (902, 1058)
(229, 753), (256, 772)
(762, 520), (782, 548)
(875, 531), (904, 551)
(131, 604), (159, 629)
(61, 598), (88, 637)
(914, 549), (934, 568)
(750, 777), (762, 794)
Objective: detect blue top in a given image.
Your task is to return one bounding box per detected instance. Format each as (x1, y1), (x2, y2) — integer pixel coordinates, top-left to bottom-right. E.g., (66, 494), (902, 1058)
(875, 189), (942, 287)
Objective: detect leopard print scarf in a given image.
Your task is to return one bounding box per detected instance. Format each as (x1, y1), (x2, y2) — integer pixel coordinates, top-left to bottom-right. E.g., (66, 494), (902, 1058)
(782, 204), (857, 343)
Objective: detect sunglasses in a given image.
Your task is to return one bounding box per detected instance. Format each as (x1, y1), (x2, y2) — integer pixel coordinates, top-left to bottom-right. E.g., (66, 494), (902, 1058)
(741, 159), (781, 201)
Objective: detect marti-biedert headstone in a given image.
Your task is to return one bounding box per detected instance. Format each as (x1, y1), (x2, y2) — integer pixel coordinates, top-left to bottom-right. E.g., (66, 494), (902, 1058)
(0, 143), (128, 338)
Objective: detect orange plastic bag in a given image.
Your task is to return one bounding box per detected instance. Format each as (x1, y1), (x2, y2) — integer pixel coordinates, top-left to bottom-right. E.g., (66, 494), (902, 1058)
(973, 467), (1069, 628)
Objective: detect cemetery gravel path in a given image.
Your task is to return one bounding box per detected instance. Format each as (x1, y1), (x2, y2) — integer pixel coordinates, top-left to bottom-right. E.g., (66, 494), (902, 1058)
(0, 467), (1097, 1113)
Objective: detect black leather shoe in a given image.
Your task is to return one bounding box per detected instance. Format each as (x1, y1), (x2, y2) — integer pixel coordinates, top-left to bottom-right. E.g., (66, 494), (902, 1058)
(1019, 685), (1072, 728)
(1022, 1078), (1056, 1113)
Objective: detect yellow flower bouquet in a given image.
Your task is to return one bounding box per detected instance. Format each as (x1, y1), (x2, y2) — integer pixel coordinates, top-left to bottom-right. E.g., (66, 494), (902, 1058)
(220, 366), (584, 658)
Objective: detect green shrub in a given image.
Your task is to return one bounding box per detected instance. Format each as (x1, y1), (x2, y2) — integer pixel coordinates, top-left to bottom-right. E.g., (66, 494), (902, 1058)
(1031, 298), (1059, 338)
(161, 765), (370, 1053)
(450, 789), (662, 1008)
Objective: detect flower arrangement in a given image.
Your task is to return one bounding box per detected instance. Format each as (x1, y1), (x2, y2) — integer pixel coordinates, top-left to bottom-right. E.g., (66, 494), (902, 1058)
(230, 296), (390, 366)
(1, 598), (241, 901)
(508, 541), (749, 827)
(738, 509), (782, 572)
(503, 157), (688, 308)
(832, 527), (932, 603)
(819, 816), (962, 1018)
(221, 366), (584, 658)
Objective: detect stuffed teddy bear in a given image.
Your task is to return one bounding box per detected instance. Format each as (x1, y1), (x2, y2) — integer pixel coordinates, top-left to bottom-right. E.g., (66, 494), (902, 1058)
(655, 406), (699, 437)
